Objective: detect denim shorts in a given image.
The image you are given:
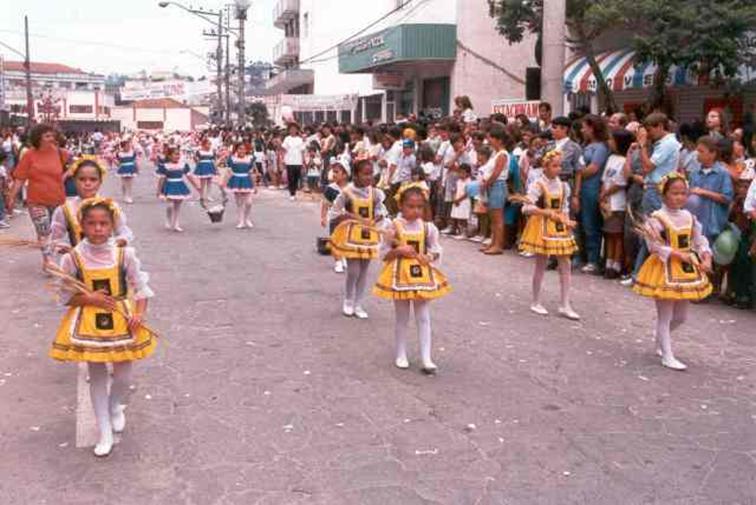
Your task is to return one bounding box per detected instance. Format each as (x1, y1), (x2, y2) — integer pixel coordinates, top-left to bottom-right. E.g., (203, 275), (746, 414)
(487, 180), (507, 210)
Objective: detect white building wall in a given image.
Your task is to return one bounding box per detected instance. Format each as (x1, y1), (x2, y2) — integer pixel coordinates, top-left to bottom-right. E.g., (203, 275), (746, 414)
(164, 109), (192, 132)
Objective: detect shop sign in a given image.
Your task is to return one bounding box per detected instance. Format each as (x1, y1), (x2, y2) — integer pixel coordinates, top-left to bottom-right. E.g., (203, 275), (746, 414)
(372, 49), (396, 65)
(491, 99), (540, 120)
(349, 33), (386, 55)
(373, 72), (405, 90)
(279, 94), (358, 111)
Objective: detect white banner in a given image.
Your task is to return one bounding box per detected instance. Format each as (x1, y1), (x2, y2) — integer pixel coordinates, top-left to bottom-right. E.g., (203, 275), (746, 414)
(278, 94), (358, 111)
(491, 99), (541, 120)
(120, 80), (213, 101)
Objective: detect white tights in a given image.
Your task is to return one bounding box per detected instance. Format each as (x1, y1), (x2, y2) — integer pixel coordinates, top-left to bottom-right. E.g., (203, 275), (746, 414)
(654, 300), (689, 361)
(345, 259), (370, 307)
(121, 178), (134, 201)
(532, 255), (573, 308)
(234, 193), (253, 226)
(165, 200), (183, 229)
(394, 300), (434, 367)
(88, 361), (132, 452)
(199, 178), (211, 201)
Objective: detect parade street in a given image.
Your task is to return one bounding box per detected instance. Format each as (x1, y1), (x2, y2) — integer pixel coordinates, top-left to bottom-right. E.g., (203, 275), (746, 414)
(1, 175), (756, 505)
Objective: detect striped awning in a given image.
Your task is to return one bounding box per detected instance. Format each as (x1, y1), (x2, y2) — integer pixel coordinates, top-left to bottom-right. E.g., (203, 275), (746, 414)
(563, 48), (697, 95)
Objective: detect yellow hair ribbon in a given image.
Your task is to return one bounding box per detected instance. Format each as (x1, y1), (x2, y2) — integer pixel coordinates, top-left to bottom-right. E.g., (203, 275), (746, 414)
(657, 171), (688, 193)
(394, 181), (430, 203)
(69, 155), (107, 180)
(77, 196), (120, 222)
(541, 149), (562, 166)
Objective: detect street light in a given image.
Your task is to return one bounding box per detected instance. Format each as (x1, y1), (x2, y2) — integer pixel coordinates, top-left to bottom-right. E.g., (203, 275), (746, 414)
(158, 1), (225, 122)
(233, 0), (251, 126)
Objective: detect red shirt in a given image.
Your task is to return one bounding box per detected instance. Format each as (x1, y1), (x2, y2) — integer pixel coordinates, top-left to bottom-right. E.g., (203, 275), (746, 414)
(13, 146), (67, 207)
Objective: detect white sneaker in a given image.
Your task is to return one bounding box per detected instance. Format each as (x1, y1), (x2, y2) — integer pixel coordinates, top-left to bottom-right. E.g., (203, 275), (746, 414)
(245, 220), (254, 229)
(173, 225), (184, 233)
(236, 223), (246, 229)
(334, 261), (345, 274)
(342, 301), (354, 317)
(421, 361), (438, 375)
(469, 235), (484, 243)
(520, 251), (535, 258)
(619, 276), (634, 287)
(661, 356), (687, 371)
(395, 356), (410, 369)
(353, 306), (369, 319)
(530, 303), (549, 316)
(482, 238), (492, 247)
(0, 220), (10, 229)
(93, 432), (114, 457)
(558, 306), (581, 321)
(580, 263), (598, 274)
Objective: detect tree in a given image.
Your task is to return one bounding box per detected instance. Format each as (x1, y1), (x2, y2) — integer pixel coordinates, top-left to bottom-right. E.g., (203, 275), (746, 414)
(246, 101), (270, 128)
(488, 0), (626, 113)
(627, 0), (756, 112)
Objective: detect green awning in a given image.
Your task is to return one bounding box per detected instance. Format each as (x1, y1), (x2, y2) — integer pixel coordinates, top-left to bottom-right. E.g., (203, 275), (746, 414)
(338, 24), (457, 74)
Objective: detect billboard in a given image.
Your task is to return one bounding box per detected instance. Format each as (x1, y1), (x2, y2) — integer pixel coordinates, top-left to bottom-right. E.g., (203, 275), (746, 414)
(120, 79), (213, 101)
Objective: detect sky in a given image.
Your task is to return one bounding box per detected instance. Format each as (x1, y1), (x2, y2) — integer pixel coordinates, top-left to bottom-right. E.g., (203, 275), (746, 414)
(1, 0), (280, 78)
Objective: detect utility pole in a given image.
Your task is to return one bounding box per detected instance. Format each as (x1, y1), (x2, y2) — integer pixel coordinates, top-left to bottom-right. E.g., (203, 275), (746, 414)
(215, 15), (223, 123)
(225, 5), (232, 126)
(541, 0), (566, 116)
(24, 16), (33, 127)
(234, 0), (250, 127)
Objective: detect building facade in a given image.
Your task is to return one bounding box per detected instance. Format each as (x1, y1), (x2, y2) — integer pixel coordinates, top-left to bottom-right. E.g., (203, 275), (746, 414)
(1, 61), (115, 123)
(110, 98), (209, 132)
(266, 0), (536, 124)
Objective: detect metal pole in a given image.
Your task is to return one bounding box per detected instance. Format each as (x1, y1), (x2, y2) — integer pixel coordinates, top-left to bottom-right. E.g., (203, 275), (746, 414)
(216, 15), (224, 123)
(237, 12), (246, 126)
(541, 0), (566, 116)
(24, 16), (33, 127)
(225, 7), (231, 125)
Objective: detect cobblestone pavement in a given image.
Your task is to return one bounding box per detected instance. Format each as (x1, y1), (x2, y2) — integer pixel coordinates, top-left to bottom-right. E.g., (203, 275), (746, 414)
(1, 174), (755, 505)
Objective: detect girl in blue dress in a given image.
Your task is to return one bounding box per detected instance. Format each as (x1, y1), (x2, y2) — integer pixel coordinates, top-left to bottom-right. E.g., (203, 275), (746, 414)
(193, 137), (217, 201)
(116, 140), (138, 204)
(225, 143), (255, 229)
(157, 146), (195, 232)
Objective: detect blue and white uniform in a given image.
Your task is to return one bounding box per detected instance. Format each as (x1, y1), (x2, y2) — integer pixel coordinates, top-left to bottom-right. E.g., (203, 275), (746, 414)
(194, 150), (217, 178)
(226, 155), (254, 193)
(116, 150), (138, 178)
(158, 161), (192, 200)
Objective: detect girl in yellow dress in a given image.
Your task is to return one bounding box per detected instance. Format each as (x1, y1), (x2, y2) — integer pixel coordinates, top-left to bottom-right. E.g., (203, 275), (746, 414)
(520, 150), (580, 320)
(50, 197), (157, 456)
(50, 157), (133, 253)
(330, 159), (386, 319)
(633, 173), (713, 370)
(373, 184), (451, 373)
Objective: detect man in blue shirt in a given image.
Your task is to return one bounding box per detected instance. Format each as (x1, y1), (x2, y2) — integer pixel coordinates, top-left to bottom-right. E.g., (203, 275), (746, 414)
(688, 136), (733, 243)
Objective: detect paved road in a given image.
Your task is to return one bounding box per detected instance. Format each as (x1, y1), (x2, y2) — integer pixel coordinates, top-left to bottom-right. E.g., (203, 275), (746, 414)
(1, 174), (755, 505)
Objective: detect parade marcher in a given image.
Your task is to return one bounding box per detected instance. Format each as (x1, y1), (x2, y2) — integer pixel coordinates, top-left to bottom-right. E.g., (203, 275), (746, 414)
(373, 184), (450, 373)
(157, 146), (194, 232)
(633, 173), (713, 370)
(321, 159), (350, 273)
(330, 159), (386, 319)
(520, 150), (580, 320)
(225, 143), (255, 229)
(50, 158), (133, 252)
(193, 137), (218, 201)
(50, 197), (157, 457)
(116, 140), (138, 204)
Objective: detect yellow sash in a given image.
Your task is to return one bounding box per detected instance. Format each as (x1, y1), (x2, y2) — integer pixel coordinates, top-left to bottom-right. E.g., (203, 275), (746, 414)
(71, 248), (133, 342)
(62, 201), (83, 246)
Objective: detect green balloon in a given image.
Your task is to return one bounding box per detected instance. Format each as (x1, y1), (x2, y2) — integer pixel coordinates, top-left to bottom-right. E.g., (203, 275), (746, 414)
(713, 229), (738, 266)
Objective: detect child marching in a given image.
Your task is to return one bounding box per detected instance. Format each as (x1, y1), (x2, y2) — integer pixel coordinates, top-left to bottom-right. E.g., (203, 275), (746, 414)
(321, 158), (350, 273)
(116, 140), (138, 204)
(633, 173), (713, 370)
(373, 183), (450, 374)
(49, 197), (157, 457)
(330, 158), (386, 319)
(50, 157), (133, 252)
(193, 137), (218, 201)
(520, 150), (581, 320)
(157, 146), (196, 232)
(225, 143), (255, 229)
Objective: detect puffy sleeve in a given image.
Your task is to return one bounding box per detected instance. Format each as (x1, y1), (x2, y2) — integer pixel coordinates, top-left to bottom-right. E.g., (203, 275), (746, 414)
(561, 182), (572, 214)
(114, 204), (134, 244)
(57, 252), (79, 304)
(50, 205), (70, 249)
(425, 222), (443, 266)
(123, 248), (155, 300)
(691, 215), (712, 257)
(645, 216), (672, 261)
(331, 191), (348, 216)
(522, 181), (545, 215)
(373, 188), (387, 221)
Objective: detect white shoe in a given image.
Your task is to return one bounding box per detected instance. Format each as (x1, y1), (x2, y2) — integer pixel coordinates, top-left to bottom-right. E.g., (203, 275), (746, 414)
(164, 222), (172, 230)
(0, 220), (10, 229)
(619, 276), (634, 287)
(353, 306), (369, 319)
(342, 301), (354, 317)
(558, 306), (581, 321)
(93, 432), (114, 457)
(236, 223), (246, 229)
(289, 196), (296, 202)
(520, 251), (535, 258)
(440, 227), (453, 235)
(334, 261), (345, 274)
(452, 234), (466, 240)
(111, 404), (126, 433)
(124, 197), (134, 204)
(482, 238), (492, 247)
(580, 263), (599, 274)
(395, 356), (410, 369)
(530, 303), (549, 316)
(421, 361), (438, 375)
(173, 225), (184, 233)
(245, 220), (254, 229)
(468, 235), (484, 243)
(661, 356), (687, 371)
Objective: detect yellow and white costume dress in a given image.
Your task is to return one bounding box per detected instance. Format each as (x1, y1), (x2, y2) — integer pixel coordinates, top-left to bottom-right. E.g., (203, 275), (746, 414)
(633, 206), (712, 300)
(50, 239), (157, 363)
(50, 196), (133, 250)
(329, 184), (386, 260)
(373, 216), (451, 301)
(519, 175), (578, 256)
